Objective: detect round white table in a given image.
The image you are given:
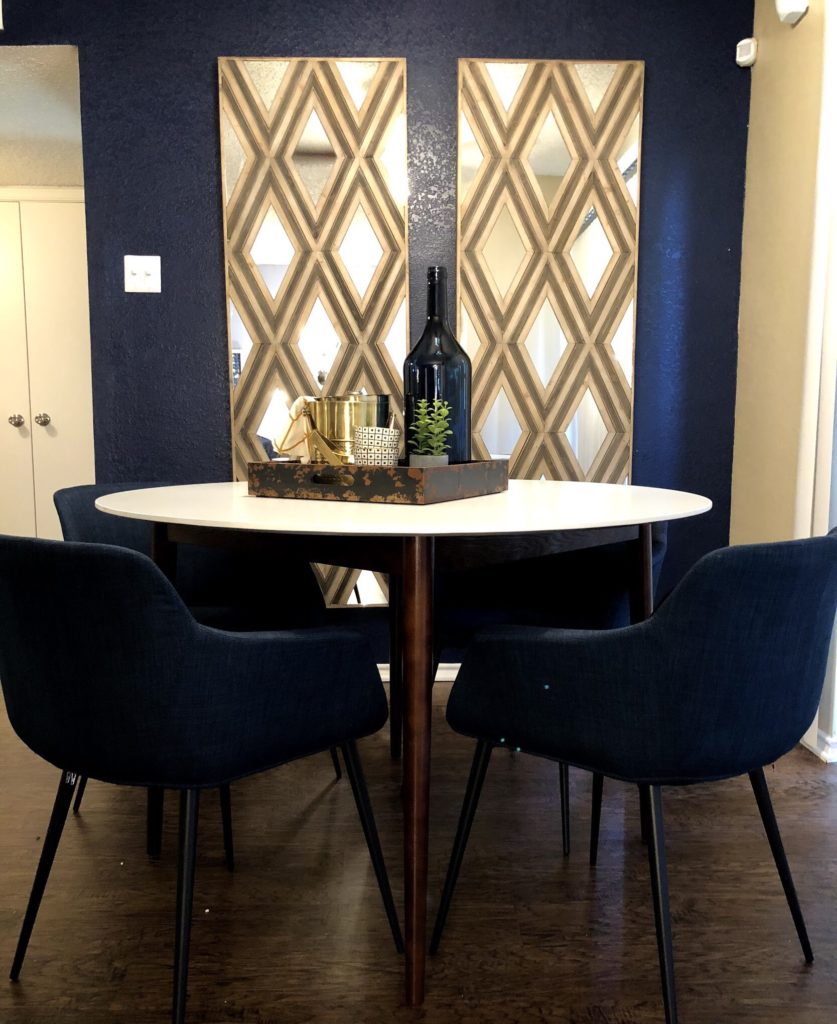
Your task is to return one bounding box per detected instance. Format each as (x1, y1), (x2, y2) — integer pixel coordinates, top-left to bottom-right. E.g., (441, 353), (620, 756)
(97, 479), (711, 1005)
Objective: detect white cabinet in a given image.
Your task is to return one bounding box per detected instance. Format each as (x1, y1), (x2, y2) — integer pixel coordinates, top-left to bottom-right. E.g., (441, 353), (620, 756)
(0, 190), (95, 539)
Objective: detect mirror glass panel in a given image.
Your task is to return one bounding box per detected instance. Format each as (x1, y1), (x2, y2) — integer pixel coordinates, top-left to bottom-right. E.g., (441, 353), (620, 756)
(291, 109), (337, 208)
(220, 57), (408, 606)
(459, 58), (644, 482)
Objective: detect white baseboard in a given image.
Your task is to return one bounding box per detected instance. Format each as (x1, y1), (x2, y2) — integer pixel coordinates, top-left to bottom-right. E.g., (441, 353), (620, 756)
(800, 728), (837, 763)
(378, 663), (460, 683)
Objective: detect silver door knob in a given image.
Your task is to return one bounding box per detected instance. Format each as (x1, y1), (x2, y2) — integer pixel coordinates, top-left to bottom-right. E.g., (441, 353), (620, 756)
(8, 414), (25, 428)
(34, 413), (51, 426)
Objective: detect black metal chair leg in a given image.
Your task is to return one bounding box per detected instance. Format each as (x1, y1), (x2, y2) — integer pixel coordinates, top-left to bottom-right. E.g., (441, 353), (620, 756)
(340, 741), (404, 954)
(11, 770), (77, 980)
(329, 746), (342, 781)
(749, 768), (813, 962)
(644, 784), (678, 1024)
(559, 761), (571, 856)
(589, 772), (604, 866)
(430, 739), (493, 955)
(172, 789), (200, 1024)
(219, 785), (234, 872)
(72, 775), (88, 815)
(147, 786), (164, 859)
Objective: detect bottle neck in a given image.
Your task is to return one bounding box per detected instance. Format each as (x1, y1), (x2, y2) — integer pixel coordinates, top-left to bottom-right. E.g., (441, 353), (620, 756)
(426, 278), (448, 324)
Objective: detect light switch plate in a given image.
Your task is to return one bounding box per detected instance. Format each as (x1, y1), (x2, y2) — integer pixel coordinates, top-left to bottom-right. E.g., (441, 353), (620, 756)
(124, 255), (161, 293)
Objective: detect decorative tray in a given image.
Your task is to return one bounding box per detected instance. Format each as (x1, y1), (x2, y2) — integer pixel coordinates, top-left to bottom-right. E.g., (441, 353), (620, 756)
(247, 459), (509, 505)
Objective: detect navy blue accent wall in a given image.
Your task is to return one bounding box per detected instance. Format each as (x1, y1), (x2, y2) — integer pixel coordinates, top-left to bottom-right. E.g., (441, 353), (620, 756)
(2, 0), (753, 588)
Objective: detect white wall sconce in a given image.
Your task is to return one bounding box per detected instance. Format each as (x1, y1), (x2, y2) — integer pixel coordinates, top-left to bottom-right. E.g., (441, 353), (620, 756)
(775, 0), (809, 26)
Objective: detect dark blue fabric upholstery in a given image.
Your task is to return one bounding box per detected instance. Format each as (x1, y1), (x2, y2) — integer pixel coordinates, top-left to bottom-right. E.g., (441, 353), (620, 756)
(54, 483), (328, 631)
(0, 535), (388, 789)
(435, 523), (668, 661)
(447, 534), (837, 785)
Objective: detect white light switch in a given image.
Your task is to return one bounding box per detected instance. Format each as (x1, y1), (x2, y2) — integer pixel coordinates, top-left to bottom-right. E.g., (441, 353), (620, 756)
(124, 255), (161, 293)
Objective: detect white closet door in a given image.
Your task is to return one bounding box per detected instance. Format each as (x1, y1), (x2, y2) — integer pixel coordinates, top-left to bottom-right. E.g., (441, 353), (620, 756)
(0, 202), (36, 536)
(20, 200), (95, 539)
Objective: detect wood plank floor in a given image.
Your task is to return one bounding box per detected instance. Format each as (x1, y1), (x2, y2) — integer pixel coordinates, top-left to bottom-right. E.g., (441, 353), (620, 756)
(1, 683), (836, 1023)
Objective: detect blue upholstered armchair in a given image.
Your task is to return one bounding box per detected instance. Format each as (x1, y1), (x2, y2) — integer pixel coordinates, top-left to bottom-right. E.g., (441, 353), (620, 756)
(432, 533), (837, 1024)
(0, 535), (402, 1024)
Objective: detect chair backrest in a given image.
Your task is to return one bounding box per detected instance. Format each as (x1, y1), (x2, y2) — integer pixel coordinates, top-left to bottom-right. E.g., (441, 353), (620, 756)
(0, 534), (198, 782)
(0, 534), (381, 788)
(54, 483), (327, 627)
(648, 531), (837, 775)
(54, 482), (159, 555)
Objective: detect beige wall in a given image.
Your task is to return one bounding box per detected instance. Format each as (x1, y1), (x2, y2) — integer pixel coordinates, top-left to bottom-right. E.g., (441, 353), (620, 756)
(730, 0), (824, 543)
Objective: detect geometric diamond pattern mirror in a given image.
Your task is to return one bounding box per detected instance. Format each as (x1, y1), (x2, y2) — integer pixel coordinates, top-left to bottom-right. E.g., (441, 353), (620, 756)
(218, 57), (409, 483)
(219, 57), (408, 605)
(458, 59), (644, 482)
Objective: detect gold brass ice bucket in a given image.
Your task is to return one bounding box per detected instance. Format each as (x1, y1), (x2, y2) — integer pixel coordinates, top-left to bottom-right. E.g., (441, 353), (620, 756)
(306, 393), (390, 463)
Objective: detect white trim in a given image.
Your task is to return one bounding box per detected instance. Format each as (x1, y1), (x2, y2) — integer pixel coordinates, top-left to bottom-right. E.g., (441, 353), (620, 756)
(378, 662), (460, 683)
(800, 728), (837, 763)
(0, 187), (85, 203)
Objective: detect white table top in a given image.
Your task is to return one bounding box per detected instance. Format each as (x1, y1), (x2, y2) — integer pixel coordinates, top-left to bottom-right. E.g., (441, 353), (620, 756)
(95, 480), (711, 538)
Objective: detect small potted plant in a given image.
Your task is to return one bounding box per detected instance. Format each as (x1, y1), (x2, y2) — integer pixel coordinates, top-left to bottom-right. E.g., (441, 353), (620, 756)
(408, 398), (452, 468)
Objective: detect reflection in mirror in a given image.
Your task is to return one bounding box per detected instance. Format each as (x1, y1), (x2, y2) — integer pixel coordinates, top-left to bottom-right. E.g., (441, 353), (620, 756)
(459, 58), (643, 482)
(459, 111), (484, 201)
(256, 387), (292, 456)
(338, 203), (384, 300)
(569, 205), (613, 298)
(523, 299), (568, 389)
(229, 300), (254, 386)
(481, 203), (528, 299)
(292, 109), (337, 208)
(482, 386), (523, 459)
(567, 387), (608, 475)
(611, 301), (634, 386)
(249, 205), (295, 299)
(298, 297), (342, 389)
(335, 60), (379, 111)
(242, 60), (289, 112)
(527, 111), (572, 209)
(574, 63), (617, 113)
(485, 61), (528, 112)
(617, 114), (640, 204)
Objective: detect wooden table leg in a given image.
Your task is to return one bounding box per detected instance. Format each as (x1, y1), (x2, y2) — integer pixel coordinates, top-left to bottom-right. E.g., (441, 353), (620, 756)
(634, 522), (654, 845)
(388, 574), (404, 761)
(401, 535), (434, 1006)
(151, 521), (177, 581)
(630, 522), (654, 623)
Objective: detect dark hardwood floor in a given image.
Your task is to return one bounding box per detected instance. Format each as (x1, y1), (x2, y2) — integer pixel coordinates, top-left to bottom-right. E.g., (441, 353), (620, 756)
(1, 683), (836, 1023)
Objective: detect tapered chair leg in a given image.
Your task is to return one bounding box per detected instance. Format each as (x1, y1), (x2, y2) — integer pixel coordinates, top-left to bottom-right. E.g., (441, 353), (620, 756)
(644, 784), (678, 1024)
(218, 785), (234, 872)
(430, 739), (493, 955)
(147, 786), (164, 859)
(559, 762), (571, 856)
(172, 789), (200, 1024)
(589, 772), (604, 866)
(11, 771), (77, 980)
(72, 775), (88, 815)
(749, 768), (813, 962)
(329, 746), (342, 781)
(340, 741), (404, 953)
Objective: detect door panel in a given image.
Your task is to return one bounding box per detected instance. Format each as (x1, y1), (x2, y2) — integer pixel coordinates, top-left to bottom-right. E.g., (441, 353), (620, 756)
(20, 200), (95, 539)
(0, 202), (36, 536)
